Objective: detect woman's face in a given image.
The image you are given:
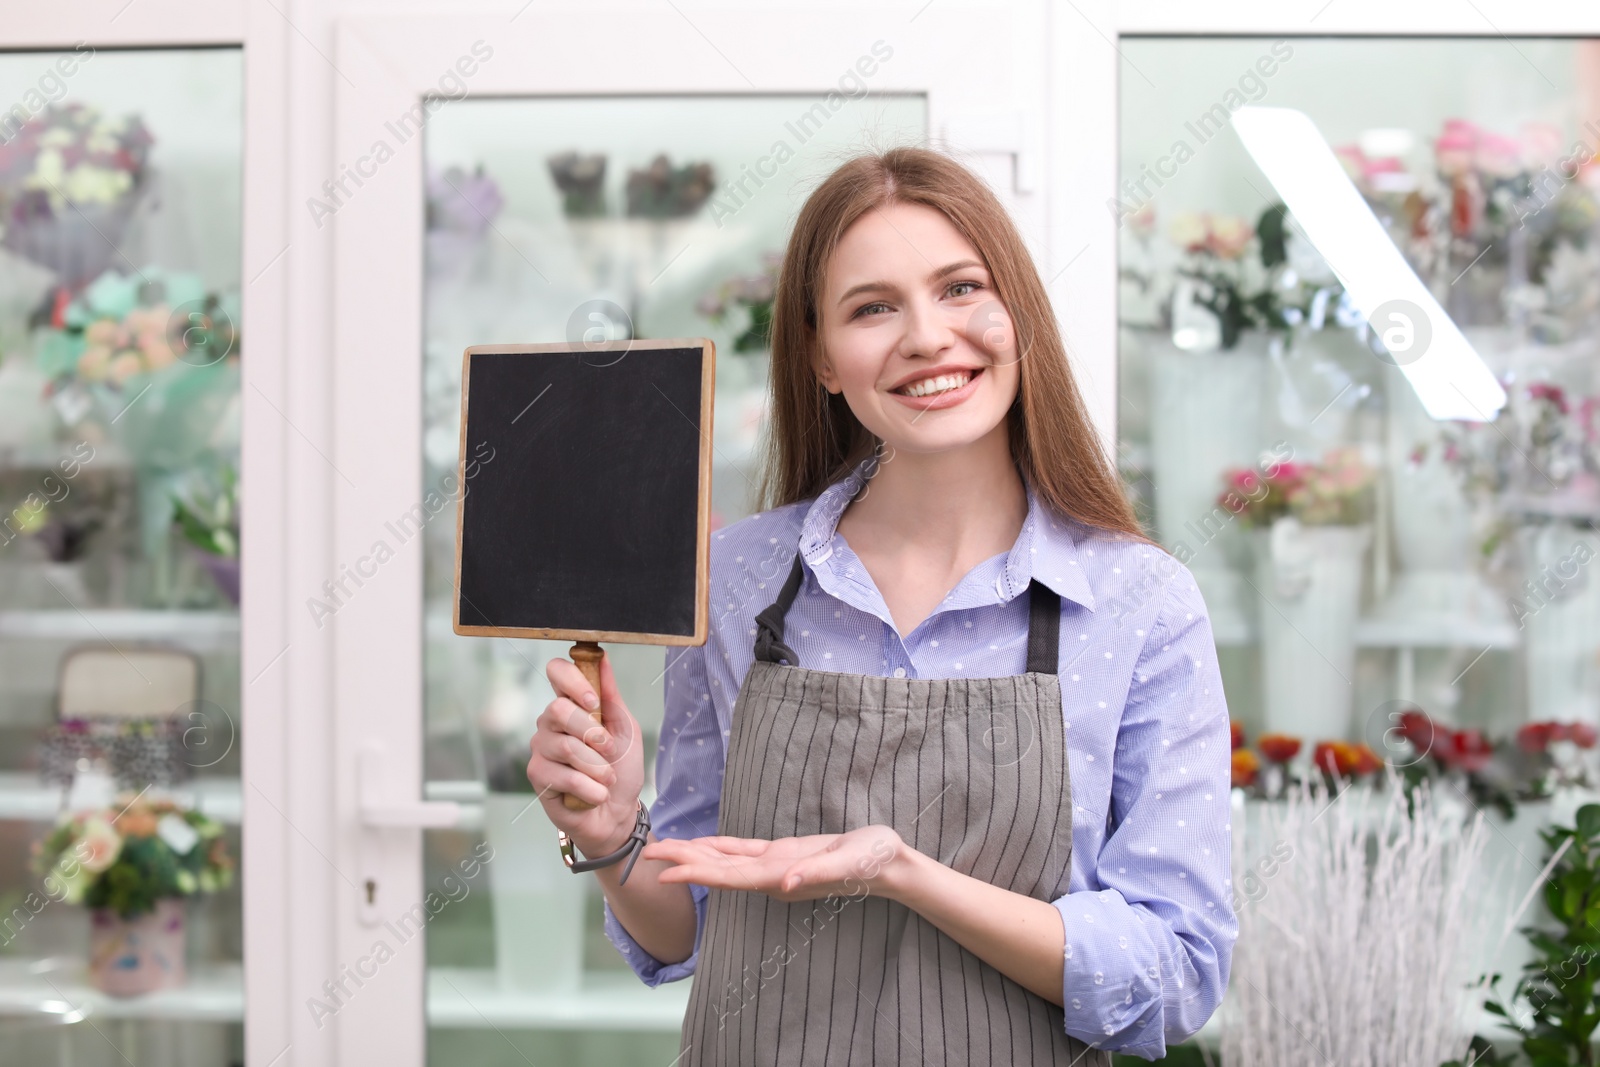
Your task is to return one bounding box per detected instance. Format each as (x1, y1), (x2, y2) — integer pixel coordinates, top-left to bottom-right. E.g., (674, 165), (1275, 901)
(813, 201), (1020, 456)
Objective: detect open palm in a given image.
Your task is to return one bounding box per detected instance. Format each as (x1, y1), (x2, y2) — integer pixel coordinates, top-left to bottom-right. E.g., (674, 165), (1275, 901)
(643, 825), (904, 903)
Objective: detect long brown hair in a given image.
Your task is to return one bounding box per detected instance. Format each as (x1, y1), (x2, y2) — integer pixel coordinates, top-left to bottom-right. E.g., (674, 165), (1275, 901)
(755, 146), (1146, 541)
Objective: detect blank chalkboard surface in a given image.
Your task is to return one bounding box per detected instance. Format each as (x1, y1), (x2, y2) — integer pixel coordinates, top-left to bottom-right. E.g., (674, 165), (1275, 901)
(452, 339), (714, 645)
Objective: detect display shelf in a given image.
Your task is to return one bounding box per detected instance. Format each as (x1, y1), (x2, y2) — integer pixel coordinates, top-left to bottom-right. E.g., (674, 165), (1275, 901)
(0, 959), (242, 1022)
(0, 774), (242, 824)
(0, 961), (689, 1030)
(0, 611), (240, 649)
(1206, 607), (1522, 650)
(428, 967), (690, 1031)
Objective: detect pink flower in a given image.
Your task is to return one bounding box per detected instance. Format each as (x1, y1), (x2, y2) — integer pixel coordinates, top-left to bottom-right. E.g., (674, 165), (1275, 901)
(1436, 119), (1481, 177)
(75, 817), (122, 874)
(1528, 382), (1569, 414)
(1206, 216), (1253, 260)
(1227, 468), (1264, 492)
(1477, 132), (1523, 179)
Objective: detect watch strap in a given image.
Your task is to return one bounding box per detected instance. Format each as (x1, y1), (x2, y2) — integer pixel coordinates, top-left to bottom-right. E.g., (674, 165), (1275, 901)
(558, 800), (650, 885)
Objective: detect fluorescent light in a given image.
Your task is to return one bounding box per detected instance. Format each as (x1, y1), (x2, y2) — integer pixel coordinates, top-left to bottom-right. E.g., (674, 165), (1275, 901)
(1231, 106), (1507, 422)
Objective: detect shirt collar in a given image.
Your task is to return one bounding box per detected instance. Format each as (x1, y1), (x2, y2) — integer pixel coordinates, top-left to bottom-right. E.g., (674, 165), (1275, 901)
(797, 453), (1097, 612)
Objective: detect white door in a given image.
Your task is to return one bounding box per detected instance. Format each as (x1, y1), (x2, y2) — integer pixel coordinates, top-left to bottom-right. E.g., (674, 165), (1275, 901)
(327, 4), (1054, 1063)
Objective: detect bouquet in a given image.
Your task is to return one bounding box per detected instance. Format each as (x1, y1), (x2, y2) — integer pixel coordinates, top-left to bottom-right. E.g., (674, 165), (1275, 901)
(1219, 446), (1376, 529)
(32, 795), (233, 919)
(1163, 203), (1351, 350)
(0, 102), (154, 295)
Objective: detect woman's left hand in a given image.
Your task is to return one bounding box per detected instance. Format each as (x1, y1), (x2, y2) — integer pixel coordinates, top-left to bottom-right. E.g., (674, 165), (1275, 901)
(643, 825), (907, 903)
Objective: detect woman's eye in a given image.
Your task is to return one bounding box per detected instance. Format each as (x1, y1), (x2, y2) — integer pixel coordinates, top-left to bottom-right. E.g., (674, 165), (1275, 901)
(853, 301), (891, 319)
(948, 280), (983, 298)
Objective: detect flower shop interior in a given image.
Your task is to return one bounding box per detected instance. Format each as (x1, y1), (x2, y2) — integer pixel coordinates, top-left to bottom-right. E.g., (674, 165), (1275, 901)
(5, 2), (1600, 1066)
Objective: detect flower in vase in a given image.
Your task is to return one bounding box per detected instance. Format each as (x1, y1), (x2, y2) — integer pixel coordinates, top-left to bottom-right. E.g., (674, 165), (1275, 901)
(1568, 722), (1598, 750)
(1168, 212), (1210, 254)
(76, 817), (122, 874)
(1230, 720), (1246, 751)
(1312, 740), (1381, 779)
(1435, 119), (1480, 178)
(1528, 381), (1570, 415)
(1206, 216), (1254, 259)
(1517, 721), (1561, 753)
(107, 351), (142, 385)
(1435, 728), (1495, 773)
(1332, 144), (1407, 192)
(1476, 131), (1524, 180)
(1231, 749), (1260, 789)
(117, 808), (159, 838)
(1350, 743), (1383, 775)
(1258, 733), (1302, 763)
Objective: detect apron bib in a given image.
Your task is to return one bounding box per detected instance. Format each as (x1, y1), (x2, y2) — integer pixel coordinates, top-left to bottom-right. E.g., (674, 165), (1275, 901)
(678, 552), (1111, 1066)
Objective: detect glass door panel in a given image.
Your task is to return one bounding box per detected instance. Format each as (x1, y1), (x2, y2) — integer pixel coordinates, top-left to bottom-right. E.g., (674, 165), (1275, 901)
(1117, 35), (1598, 1012)
(0, 46), (243, 1065)
(419, 93), (924, 1063)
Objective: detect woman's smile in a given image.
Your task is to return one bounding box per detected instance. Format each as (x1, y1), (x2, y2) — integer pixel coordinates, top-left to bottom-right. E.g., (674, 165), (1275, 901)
(888, 364), (986, 410)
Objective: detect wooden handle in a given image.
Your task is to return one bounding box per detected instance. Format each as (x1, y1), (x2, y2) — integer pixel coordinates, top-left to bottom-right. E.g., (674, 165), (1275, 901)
(561, 641), (606, 812)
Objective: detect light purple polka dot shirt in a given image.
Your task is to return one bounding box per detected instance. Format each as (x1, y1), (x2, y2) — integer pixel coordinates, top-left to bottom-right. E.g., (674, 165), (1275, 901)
(601, 454), (1238, 1059)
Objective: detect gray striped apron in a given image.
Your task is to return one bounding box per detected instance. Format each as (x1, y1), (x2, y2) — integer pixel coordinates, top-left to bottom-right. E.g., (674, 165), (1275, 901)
(679, 551), (1110, 1066)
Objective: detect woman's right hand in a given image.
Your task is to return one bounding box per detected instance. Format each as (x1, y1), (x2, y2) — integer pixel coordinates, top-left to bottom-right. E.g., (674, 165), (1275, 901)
(528, 651), (646, 860)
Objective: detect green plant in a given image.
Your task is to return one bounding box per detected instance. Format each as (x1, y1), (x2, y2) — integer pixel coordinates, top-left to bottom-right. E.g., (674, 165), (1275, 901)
(1482, 802), (1600, 1065)
(171, 462), (238, 557)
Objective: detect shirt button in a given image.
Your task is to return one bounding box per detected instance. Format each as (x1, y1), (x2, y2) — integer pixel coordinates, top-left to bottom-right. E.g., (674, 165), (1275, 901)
(892, 667), (907, 678)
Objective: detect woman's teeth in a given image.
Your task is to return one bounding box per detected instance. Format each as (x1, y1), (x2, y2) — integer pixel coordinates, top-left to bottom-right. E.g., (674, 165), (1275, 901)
(897, 370), (973, 398)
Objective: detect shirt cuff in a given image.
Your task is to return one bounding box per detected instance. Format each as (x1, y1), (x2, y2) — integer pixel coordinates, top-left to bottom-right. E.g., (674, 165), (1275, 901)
(1055, 888), (1185, 1060)
(602, 880), (708, 986)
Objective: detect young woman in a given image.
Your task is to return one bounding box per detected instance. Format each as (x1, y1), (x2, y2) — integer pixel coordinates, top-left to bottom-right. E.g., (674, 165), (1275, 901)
(528, 147), (1236, 1065)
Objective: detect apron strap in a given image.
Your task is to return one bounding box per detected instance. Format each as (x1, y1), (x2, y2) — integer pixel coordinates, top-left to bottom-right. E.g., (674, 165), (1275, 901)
(752, 552), (806, 665)
(1025, 578), (1060, 675)
(752, 550), (1062, 674)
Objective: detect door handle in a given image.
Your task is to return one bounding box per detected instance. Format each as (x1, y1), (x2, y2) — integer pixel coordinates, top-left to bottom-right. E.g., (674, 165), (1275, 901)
(358, 744), (462, 828)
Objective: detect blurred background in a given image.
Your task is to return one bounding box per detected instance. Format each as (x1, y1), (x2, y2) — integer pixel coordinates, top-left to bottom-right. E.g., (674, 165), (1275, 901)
(2, 3), (1600, 1066)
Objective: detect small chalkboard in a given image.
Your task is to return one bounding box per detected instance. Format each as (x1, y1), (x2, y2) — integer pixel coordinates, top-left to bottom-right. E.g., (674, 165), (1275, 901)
(452, 339), (715, 646)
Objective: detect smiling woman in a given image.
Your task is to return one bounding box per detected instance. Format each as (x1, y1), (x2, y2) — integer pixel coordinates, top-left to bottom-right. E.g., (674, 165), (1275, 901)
(529, 146), (1237, 1065)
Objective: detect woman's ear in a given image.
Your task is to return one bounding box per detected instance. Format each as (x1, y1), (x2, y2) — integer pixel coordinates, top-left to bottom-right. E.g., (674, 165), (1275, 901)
(811, 346), (841, 395)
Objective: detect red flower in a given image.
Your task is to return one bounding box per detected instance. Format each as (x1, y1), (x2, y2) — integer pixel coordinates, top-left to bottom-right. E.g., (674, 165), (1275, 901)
(1230, 720), (1246, 751)
(1257, 734), (1302, 763)
(1569, 722), (1598, 750)
(1517, 722), (1558, 753)
(1528, 382), (1570, 414)
(1351, 743), (1384, 776)
(1397, 709), (1436, 754)
(1437, 728), (1494, 773)
(1313, 741), (1351, 777)
(1311, 740), (1383, 778)
(1232, 750), (1260, 788)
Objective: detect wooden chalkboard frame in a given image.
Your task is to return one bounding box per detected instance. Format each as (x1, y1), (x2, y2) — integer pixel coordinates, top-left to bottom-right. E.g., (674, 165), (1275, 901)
(451, 338), (716, 646)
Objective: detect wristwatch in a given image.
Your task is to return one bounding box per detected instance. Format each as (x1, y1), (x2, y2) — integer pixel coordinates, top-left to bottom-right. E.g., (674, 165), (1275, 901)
(557, 800), (650, 885)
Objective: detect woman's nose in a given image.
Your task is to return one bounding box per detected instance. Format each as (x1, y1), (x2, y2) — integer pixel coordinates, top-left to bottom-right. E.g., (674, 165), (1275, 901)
(896, 295), (956, 360)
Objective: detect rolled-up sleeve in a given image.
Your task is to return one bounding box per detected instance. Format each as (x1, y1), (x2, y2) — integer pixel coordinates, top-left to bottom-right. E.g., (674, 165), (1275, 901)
(601, 639), (726, 985)
(1053, 574), (1237, 1059)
